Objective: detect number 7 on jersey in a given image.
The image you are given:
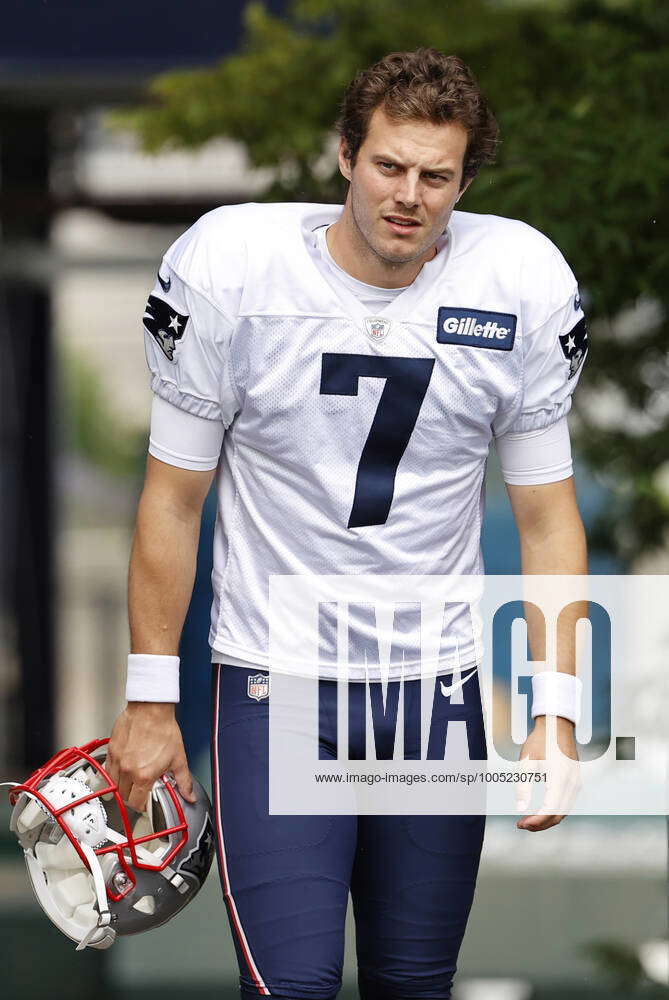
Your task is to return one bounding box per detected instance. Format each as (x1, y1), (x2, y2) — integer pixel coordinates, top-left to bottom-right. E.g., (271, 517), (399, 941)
(320, 353), (435, 529)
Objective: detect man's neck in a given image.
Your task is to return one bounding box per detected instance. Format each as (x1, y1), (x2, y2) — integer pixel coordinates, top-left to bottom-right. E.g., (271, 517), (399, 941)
(327, 206), (438, 289)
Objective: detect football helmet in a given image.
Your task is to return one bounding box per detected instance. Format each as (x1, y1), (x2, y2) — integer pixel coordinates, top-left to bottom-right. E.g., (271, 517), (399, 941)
(3, 738), (215, 950)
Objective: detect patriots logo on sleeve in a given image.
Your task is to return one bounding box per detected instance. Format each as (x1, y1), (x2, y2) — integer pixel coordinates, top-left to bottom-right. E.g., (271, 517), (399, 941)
(559, 316), (588, 379)
(143, 294), (189, 361)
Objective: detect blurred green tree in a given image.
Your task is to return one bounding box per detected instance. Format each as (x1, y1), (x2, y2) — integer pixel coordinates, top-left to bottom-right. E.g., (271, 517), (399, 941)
(112, 0), (669, 563)
(61, 348), (146, 481)
(581, 938), (654, 992)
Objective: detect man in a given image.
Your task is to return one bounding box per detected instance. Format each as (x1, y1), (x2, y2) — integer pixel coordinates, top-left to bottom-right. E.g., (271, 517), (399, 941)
(107, 48), (587, 1000)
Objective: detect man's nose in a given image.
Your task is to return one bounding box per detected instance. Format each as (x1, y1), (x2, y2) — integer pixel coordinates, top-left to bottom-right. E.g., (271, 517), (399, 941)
(393, 174), (420, 208)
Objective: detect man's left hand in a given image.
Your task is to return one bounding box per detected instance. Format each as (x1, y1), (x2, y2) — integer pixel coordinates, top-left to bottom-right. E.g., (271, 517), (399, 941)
(515, 717), (581, 832)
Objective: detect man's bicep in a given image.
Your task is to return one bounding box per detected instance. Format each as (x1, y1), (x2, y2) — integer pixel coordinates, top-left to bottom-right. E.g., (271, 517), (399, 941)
(142, 453), (216, 517)
(506, 477), (580, 537)
(140, 391), (224, 519)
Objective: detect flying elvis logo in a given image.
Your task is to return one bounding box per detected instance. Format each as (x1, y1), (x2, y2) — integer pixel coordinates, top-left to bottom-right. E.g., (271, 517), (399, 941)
(143, 295), (188, 361)
(437, 307), (517, 351)
(559, 316), (588, 379)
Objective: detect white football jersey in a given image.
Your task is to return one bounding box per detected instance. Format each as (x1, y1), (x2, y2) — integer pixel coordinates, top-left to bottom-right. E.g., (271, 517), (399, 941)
(142, 202), (587, 680)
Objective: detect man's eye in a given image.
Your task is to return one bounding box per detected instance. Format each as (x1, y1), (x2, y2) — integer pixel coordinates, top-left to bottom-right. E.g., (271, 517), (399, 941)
(424, 173), (447, 182)
(379, 162), (396, 170)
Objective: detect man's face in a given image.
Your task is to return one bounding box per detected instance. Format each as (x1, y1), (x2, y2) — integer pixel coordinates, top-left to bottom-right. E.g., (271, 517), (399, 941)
(339, 106), (471, 267)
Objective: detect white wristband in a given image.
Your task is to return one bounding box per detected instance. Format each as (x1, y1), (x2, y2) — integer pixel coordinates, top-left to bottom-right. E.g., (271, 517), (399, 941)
(125, 654), (180, 703)
(531, 671), (582, 725)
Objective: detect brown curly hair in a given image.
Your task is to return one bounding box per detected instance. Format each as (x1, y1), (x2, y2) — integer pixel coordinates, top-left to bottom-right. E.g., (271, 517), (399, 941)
(336, 48), (499, 188)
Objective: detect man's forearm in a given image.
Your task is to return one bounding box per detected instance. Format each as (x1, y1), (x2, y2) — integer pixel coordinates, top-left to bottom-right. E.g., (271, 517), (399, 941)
(518, 508), (588, 678)
(128, 491), (202, 655)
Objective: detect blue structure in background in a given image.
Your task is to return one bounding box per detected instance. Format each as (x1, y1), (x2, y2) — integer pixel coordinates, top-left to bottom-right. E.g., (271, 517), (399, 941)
(179, 463), (621, 764)
(1, 0), (288, 69)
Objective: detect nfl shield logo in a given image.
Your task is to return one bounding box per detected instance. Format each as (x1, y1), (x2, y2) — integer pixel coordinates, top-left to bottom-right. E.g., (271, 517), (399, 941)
(364, 317), (392, 342)
(247, 673), (270, 700)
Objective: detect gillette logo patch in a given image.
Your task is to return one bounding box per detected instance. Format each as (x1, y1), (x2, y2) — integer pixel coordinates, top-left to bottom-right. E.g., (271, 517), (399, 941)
(437, 307), (517, 351)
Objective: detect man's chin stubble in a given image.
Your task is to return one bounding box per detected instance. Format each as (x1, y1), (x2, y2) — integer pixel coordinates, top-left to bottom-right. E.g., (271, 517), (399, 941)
(370, 238), (434, 267)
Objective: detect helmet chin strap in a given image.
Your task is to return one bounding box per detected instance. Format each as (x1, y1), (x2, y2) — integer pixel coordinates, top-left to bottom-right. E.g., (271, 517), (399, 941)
(23, 843), (115, 951)
(76, 842), (113, 951)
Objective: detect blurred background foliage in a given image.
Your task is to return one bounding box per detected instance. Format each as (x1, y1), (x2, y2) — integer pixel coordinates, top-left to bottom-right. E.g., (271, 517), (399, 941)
(61, 349), (146, 480)
(112, 0), (669, 564)
(581, 939), (658, 993)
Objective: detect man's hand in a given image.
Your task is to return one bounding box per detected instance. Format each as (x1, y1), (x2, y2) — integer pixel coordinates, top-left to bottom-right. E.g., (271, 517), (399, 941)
(105, 703), (196, 813)
(515, 716), (581, 832)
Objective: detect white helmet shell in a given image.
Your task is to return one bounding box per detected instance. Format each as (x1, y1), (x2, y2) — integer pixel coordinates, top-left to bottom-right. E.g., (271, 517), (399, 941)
(4, 739), (215, 950)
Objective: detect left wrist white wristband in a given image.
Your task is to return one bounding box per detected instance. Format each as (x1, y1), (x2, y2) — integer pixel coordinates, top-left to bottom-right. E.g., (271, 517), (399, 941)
(531, 671), (582, 725)
(125, 654), (180, 703)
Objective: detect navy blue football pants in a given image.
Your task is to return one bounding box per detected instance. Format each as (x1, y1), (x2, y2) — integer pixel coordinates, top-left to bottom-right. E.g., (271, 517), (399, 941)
(210, 664), (486, 1000)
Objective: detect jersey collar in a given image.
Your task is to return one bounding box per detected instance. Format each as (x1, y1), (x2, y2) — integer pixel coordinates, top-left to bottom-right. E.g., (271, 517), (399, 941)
(297, 204), (454, 328)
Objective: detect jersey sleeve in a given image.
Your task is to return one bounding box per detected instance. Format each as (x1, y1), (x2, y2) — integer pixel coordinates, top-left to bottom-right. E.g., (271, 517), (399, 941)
(142, 254), (240, 427)
(496, 237), (588, 436)
(149, 395), (225, 471)
(495, 415), (573, 485)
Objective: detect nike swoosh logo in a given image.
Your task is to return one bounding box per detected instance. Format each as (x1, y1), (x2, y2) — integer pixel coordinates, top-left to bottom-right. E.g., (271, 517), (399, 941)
(157, 271), (171, 293)
(439, 667), (478, 698)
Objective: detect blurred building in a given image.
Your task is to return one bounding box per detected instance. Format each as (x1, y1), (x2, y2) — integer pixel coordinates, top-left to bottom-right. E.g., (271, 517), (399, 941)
(0, 0), (286, 770)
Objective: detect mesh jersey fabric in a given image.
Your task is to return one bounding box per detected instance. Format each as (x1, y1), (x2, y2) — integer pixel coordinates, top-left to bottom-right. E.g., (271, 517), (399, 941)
(148, 398), (572, 485)
(141, 202), (587, 680)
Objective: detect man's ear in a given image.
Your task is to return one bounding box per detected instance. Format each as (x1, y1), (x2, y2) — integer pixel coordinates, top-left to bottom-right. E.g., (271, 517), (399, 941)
(338, 138), (353, 182)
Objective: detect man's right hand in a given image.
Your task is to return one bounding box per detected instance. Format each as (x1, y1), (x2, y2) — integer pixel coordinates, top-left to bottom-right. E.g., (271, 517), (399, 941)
(105, 703), (196, 813)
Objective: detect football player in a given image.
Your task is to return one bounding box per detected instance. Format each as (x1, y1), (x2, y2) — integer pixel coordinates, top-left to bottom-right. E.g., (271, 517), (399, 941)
(106, 48), (587, 999)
